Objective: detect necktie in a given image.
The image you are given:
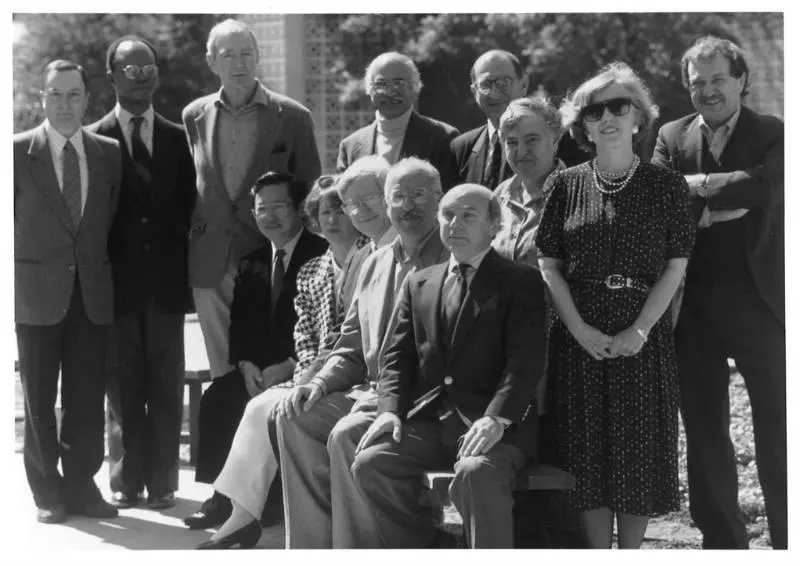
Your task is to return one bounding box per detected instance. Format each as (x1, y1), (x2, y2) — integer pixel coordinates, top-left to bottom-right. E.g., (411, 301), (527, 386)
(709, 125), (728, 162)
(130, 116), (153, 190)
(271, 249), (286, 316)
(484, 132), (503, 190)
(61, 140), (82, 227)
(444, 263), (471, 345)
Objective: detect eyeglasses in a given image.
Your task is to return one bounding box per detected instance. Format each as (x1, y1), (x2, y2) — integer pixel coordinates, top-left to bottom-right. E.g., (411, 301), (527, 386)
(120, 64), (158, 80)
(254, 202), (293, 217)
(581, 97), (633, 122)
(388, 189), (430, 206)
(342, 194), (384, 215)
(473, 76), (514, 95)
(43, 89), (84, 104)
(370, 78), (410, 94)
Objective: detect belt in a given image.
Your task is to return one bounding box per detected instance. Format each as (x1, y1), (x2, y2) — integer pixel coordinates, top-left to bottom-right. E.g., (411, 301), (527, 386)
(577, 274), (650, 294)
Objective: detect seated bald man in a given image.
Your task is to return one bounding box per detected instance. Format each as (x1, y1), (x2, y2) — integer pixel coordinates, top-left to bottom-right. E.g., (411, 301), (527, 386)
(351, 184), (547, 548)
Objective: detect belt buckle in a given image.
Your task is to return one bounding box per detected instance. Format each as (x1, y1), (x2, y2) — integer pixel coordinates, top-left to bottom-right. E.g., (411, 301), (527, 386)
(604, 274), (625, 290)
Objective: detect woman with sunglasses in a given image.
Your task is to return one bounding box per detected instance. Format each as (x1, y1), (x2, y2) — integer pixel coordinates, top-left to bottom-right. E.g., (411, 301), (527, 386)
(534, 62), (695, 548)
(197, 175), (366, 549)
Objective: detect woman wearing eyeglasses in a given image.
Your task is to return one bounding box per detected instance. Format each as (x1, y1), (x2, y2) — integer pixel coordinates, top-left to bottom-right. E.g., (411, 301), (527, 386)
(534, 62), (695, 549)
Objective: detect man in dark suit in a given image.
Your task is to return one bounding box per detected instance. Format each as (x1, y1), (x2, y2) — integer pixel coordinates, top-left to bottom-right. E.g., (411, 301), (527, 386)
(88, 36), (196, 510)
(337, 52), (459, 190)
(451, 50), (587, 191)
(352, 183), (546, 548)
(652, 36), (785, 550)
(182, 18), (321, 525)
(184, 172), (328, 530)
(14, 60), (122, 523)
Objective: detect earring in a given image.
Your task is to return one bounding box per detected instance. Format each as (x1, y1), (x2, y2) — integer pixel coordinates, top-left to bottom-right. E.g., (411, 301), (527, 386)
(632, 125), (640, 134)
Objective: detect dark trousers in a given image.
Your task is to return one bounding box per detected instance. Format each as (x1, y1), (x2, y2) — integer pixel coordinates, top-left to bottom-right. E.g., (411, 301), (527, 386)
(676, 279), (786, 549)
(106, 300), (185, 496)
(16, 280), (108, 508)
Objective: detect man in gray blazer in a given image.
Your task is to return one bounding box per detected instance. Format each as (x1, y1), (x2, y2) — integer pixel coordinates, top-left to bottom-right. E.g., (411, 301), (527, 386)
(14, 59), (122, 524)
(181, 18), (321, 528)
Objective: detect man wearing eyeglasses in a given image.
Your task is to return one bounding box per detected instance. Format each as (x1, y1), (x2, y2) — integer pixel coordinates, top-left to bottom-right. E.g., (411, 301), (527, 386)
(87, 35), (196, 511)
(337, 52), (459, 191)
(14, 59), (122, 523)
(276, 157), (450, 548)
(452, 50), (588, 191)
(652, 36), (785, 550)
(181, 18), (321, 529)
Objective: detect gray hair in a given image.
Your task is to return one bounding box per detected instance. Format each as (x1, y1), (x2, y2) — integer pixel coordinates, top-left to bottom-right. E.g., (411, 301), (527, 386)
(385, 157), (442, 197)
(364, 52), (423, 97)
(560, 61), (659, 153)
(206, 19), (259, 60)
(337, 155), (392, 201)
(499, 96), (564, 146)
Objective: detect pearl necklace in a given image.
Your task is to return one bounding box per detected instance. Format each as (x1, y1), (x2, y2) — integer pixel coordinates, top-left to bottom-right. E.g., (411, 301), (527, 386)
(592, 155), (640, 195)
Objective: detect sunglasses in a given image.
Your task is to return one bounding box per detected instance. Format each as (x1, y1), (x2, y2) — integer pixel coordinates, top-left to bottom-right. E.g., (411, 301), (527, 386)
(581, 97), (632, 122)
(120, 64), (158, 80)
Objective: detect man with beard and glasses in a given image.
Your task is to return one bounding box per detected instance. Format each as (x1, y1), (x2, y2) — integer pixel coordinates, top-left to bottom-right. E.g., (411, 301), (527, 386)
(337, 52), (460, 191)
(652, 35), (785, 550)
(275, 157), (450, 548)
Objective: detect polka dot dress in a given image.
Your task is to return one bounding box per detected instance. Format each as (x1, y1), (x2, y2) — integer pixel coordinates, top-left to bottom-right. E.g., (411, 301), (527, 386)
(534, 161), (695, 517)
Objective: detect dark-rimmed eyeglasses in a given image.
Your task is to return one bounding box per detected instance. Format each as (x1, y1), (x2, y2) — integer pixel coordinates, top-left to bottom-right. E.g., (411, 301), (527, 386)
(473, 76), (514, 95)
(120, 64), (158, 80)
(388, 189), (429, 207)
(581, 97), (632, 122)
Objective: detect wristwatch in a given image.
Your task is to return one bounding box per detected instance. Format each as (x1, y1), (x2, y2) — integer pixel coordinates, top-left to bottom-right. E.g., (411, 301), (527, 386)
(488, 415), (510, 430)
(697, 174), (710, 198)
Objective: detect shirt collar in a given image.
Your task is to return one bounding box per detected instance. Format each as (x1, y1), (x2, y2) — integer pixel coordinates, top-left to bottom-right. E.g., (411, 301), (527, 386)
(372, 225), (399, 251)
(272, 227), (304, 265)
(699, 107), (741, 140)
(375, 107), (413, 132)
(44, 121), (85, 156)
(392, 225), (438, 264)
(486, 120), (498, 143)
(215, 80), (269, 111)
(498, 159), (566, 210)
(114, 103), (155, 132)
(448, 246), (492, 275)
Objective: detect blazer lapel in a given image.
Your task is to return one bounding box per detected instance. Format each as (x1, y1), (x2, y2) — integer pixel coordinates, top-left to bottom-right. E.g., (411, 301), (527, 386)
(680, 115), (704, 174)
(399, 111), (423, 158)
(468, 126), (489, 184)
(194, 100), (230, 204)
(235, 93), (281, 205)
(81, 130), (109, 235)
(717, 107), (753, 170)
(366, 121), (378, 156)
(27, 125), (76, 235)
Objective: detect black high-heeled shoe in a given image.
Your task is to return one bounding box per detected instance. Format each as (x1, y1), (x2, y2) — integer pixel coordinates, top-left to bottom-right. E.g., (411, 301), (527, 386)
(195, 520), (262, 550)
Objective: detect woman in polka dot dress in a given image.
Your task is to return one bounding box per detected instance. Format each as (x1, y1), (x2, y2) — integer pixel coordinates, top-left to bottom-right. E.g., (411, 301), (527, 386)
(534, 62), (695, 549)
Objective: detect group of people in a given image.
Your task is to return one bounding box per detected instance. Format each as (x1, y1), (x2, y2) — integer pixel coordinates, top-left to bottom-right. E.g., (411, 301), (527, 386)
(13, 17), (785, 551)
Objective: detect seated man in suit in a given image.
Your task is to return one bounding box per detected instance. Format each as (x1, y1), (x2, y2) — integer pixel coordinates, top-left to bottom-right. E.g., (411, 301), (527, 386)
(352, 184), (547, 548)
(14, 59), (122, 523)
(276, 157), (450, 548)
(337, 52), (459, 190)
(451, 50), (587, 191)
(183, 172), (328, 530)
(89, 35), (196, 511)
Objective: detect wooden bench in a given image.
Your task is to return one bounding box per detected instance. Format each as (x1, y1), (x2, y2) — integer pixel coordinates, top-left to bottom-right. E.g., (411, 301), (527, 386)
(424, 463), (575, 494)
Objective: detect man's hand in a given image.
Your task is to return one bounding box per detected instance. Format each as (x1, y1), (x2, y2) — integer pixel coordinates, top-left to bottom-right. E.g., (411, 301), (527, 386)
(239, 360), (265, 398)
(608, 326), (646, 358)
(457, 416), (505, 459)
(571, 322), (614, 360)
(355, 412), (402, 454)
(261, 359), (294, 389)
(279, 382), (323, 420)
(684, 173), (706, 197)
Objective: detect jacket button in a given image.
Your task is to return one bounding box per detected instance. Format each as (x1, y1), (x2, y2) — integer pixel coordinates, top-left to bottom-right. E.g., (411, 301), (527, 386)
(67, 265), (76, 273)
(444, 376), (453, 386)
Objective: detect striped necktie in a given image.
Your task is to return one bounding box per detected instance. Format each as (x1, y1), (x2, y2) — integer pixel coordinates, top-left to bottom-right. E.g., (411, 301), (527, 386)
(130, 116), (153, 189)
(484, 132), (503, 190)
(62, 140), (82, 226)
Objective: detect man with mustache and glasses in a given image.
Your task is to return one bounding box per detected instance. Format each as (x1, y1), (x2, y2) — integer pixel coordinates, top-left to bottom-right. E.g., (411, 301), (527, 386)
(88, 35), (196, 511)
(337, 52), (460, 191)
(181, 18), (321, 529)
(276, 157), (449, 548)
(652, 36), (785, 550)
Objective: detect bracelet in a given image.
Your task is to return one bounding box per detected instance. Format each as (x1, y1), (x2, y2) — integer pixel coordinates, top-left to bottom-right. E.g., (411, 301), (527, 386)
(634, 326), (648, 342)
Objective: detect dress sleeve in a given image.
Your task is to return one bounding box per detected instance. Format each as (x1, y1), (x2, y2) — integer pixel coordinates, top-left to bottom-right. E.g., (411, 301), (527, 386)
(664, 171), (696, 259)
(292, 260), (320, 381)
(534, 172), (568, 260)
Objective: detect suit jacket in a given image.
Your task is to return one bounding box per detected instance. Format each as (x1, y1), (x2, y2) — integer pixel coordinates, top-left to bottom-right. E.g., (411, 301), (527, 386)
(652, 106), (784, 323)
(182, 82), (321, 289)
(88, 110), (196, 316)
(227, 228), (328, 371)
(14, 124), (122, 326)
(377, 249), (547, 458)
(316, 231), (449, 395)
(336, 111), (460, 191)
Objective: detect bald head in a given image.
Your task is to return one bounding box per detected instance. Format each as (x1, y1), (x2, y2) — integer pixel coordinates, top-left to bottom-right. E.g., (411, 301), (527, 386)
(439, 184), (501, 262)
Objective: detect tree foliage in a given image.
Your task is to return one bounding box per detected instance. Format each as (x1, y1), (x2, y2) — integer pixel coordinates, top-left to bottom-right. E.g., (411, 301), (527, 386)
(13, 13), (227, 132)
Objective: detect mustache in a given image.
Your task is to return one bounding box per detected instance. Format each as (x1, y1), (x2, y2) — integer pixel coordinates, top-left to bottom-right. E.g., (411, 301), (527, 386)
(398, 209), (423, 221)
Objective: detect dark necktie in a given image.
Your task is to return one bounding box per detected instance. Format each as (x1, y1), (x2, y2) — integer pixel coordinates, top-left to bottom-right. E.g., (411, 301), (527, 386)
(484, 132), (503, 190)
(61, 140), (82, 227)
(130, 116), (153, 190)
(271, 248), (286, 316)
(444, 263), (471, 345)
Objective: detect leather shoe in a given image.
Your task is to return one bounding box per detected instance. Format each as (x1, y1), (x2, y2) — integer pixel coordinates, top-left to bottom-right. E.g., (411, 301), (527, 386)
(147, 493), (176, 510)
(111, 491), (142, 509)
(184, 495), (230, 529)
(195, 520), (261, 549)
(68, 497), (119, 519)
(36, 504), (67, 524)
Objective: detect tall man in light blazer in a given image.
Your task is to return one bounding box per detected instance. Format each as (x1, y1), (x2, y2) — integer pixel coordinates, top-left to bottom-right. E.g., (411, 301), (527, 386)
(14, 60), (122, 523)
(337, 52), (459, 191)
(652, 36), (785, 549)
(182, 18), (321, 526)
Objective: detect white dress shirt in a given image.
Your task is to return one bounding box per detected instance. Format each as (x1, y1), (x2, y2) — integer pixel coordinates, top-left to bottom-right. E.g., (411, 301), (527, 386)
(114, 103), (154, 156)
(271, 227), (304, 273)
(44, 121), (89, 214)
